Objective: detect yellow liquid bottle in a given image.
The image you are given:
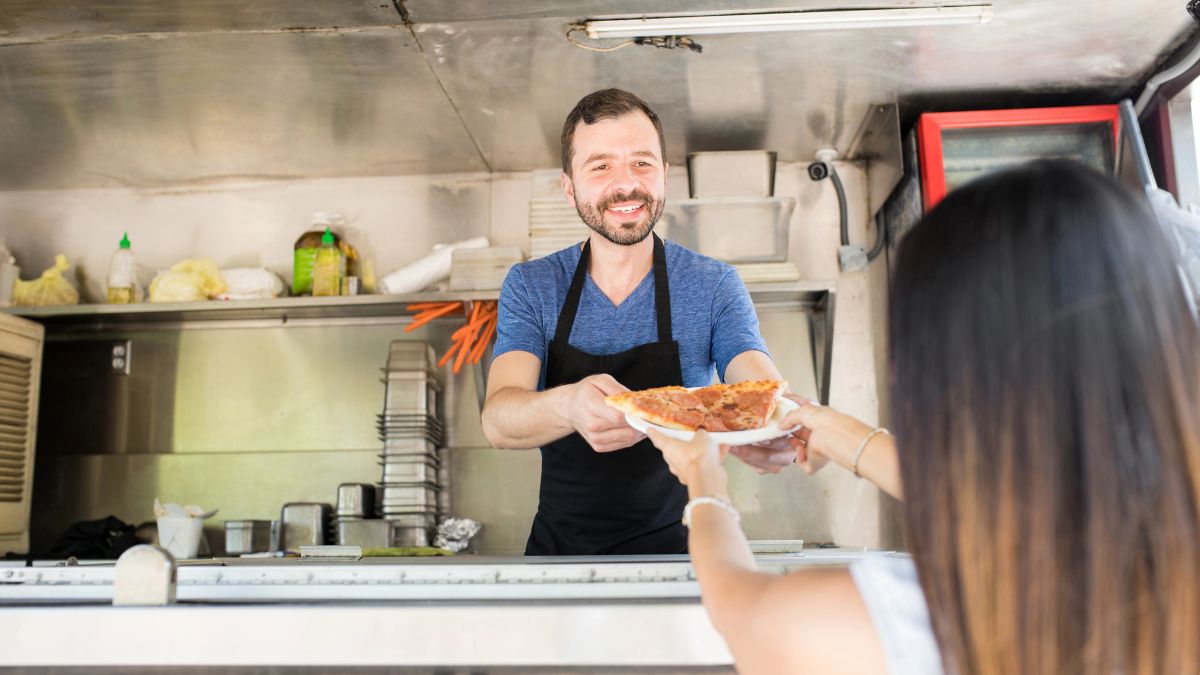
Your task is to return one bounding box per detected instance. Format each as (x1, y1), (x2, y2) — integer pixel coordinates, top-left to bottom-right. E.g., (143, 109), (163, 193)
(311, 227), (343, 297)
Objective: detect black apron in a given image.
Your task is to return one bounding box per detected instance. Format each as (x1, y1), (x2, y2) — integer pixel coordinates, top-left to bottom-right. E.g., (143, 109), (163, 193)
(525, 234), (689, 556)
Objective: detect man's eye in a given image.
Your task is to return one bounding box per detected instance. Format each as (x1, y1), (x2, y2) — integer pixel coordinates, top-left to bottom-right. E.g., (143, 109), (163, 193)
(592, 164), (608, 171)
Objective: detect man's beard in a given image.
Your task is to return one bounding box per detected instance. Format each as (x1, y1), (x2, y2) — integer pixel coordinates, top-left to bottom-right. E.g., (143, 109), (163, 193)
(574, 187), (665, 246)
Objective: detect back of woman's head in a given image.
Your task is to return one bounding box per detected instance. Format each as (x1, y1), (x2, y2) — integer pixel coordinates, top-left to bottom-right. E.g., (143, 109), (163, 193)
(890, 159), (1200, 675)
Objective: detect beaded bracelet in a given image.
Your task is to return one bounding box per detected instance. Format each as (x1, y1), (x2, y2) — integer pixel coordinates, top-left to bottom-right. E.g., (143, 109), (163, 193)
(682, 496), (740, 527)
(851, 427), (891, 478)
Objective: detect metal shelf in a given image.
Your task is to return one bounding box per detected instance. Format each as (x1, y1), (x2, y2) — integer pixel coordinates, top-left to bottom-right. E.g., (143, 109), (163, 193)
(0, 291), (501, 328)
(0, 282), (833, 328)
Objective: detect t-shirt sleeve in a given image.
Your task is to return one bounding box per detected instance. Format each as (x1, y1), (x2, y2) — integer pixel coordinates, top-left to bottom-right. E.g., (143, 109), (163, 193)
(710, 267), (770, 381)
(493, 265), (547, 362)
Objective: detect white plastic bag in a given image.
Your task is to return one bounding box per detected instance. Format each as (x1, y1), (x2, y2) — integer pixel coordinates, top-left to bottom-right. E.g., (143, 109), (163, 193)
(217, 268), (285, 300)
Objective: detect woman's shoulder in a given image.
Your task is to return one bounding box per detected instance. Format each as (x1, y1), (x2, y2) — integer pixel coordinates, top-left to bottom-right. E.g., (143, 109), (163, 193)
(849, 554), (944, 675)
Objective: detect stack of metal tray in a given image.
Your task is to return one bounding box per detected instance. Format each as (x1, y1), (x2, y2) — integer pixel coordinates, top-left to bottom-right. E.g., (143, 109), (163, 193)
(378, 341), (447, 545)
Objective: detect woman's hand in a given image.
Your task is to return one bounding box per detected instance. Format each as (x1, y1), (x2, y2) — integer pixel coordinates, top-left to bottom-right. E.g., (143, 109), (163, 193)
(779, 394), (874, 475)
(646, 428), (730, 498)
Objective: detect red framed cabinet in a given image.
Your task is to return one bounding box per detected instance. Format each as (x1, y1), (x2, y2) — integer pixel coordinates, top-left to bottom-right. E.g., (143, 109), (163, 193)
(916, 105), (1122, 211)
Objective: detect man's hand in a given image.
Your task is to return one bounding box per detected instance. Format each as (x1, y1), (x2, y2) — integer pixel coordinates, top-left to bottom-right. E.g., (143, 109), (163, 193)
(727, 435), (800, 474)
(568, 374), (647, 453)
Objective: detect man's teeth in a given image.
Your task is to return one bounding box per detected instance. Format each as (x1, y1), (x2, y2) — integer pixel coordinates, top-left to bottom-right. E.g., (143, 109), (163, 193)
(610, 204), (642, 213)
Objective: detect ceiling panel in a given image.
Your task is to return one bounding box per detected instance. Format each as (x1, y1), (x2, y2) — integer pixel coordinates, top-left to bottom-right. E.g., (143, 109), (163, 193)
(416, 0), (1194, 171)
(0, 27), (487, 189)
(0, 0), (400, 44)
(0, 0), (1192, 190)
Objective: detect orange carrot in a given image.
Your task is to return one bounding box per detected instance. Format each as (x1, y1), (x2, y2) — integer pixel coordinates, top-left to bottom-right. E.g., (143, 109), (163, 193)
(468, 317), (497, 364)
(404, 302), (462, 333)
(438, 339), (461, 367)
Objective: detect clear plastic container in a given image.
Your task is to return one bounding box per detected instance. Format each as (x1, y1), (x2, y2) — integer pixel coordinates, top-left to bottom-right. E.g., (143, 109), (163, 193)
(662, 196), (795, 263)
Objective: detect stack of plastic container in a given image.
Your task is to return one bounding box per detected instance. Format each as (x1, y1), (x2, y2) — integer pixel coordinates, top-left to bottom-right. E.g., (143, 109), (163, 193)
(449, 247), (524, 291)
(528, 170), (590, 260)
(378, 342), (447, 547)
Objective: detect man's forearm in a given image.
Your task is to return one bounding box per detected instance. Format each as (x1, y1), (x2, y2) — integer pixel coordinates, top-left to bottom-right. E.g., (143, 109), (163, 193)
(481, 384), (577, 449)
(724, 350), (785, 384)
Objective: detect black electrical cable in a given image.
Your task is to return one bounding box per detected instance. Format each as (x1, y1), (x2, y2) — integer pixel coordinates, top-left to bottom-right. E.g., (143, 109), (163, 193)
(866, 212), (887, 262)
(828, 165), (849, 247)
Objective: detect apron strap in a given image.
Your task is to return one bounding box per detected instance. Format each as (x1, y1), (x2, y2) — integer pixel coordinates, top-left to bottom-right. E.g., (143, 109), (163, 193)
(651, 234), (672, 343)
(552, 240), (592, 345)
(552, 234), (674, 346)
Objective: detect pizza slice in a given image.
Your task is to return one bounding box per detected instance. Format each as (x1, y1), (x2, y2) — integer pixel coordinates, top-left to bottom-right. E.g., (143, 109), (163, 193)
(604, 379), (787, 433)
(704, 380), (788, 431)
(604, 385), (707, 431)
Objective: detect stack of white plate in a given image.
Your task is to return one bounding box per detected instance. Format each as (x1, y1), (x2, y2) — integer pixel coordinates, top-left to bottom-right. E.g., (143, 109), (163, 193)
(378, 341), (446, 544)
(449, 246), (524, 291)
(529, 198), (589, 259)
(733, 262), (802, 284)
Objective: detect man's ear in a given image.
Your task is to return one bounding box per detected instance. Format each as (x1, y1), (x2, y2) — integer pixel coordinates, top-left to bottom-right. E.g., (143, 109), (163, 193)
(561, 171), (576, 208)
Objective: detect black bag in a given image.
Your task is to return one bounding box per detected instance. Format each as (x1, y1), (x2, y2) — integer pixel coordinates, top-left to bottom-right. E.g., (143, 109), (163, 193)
(50, 515), (141, 559)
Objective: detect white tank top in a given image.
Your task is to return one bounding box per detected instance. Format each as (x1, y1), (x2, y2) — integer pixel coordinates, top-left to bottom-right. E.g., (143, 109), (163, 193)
(849, 554), (945, 675)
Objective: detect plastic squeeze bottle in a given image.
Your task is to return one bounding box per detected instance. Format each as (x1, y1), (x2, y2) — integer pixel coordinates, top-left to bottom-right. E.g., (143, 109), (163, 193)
(106, 233), (137, 304)
(311, 227), (343, 297)
(293, 213), (344, 296)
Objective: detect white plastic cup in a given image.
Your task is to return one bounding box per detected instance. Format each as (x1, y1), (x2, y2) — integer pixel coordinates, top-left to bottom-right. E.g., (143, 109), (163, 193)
(157, 516), (205, 559)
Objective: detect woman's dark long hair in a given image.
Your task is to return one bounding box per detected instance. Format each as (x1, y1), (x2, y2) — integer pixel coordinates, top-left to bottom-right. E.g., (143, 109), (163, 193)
(890, 160), (1200, 675)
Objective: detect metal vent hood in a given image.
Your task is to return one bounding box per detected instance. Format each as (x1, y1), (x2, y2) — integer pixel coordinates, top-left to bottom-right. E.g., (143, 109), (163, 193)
(0, 0), (1194, 191)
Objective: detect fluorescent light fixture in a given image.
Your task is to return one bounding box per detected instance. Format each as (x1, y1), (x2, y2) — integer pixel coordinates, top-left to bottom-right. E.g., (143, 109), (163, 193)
(582, 5), (993, 39)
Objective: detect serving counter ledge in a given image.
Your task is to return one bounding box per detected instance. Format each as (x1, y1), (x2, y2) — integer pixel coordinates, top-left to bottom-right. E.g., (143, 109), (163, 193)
(0, 550), (895, 669)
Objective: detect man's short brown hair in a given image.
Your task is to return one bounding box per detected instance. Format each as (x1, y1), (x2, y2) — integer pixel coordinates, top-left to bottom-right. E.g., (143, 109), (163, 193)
(560, 88), (666, 175)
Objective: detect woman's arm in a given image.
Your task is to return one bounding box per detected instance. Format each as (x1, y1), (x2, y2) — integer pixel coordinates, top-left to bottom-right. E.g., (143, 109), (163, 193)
(782, 399), (904, 501)
(646, 430), (886, 674)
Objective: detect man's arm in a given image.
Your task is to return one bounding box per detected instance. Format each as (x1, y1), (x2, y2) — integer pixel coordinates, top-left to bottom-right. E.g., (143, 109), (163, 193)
(722, 349), (803, 474)
(480, 351), (646, 452)
(723, 349), (784, 384)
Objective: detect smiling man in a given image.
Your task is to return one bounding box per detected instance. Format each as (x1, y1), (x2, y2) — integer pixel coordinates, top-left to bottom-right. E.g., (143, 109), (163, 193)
(481, 89), (786, 556)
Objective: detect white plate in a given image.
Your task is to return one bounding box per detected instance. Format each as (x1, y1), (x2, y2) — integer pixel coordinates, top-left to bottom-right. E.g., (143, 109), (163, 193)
(624, 391), (799, 445)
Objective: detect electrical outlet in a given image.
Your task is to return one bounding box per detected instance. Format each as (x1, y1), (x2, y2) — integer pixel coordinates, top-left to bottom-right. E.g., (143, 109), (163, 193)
(111, 340), (131, 376)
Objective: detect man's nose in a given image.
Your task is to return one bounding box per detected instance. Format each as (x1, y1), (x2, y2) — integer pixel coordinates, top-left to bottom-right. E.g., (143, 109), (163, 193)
(609, 163), (640, 193)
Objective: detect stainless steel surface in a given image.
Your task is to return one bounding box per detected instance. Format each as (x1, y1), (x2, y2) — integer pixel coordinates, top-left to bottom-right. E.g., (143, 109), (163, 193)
(1168, 87), (1200, 209)
(24, 280), (835, 554)
(336, 518), (392, 547)
(2, 550), (884, 603)
(336, 483), (376, 518)
(407, 0), (1191, 173)
(4, 291), (501, 327)
(0, 603), (732, 667)
(280, 502), (330, 550)
(687, 151), (777, 198)
(380, 459), (439, 485)
(391, 525), (433, 547)
(846, 104), (904, 218)
(0, 1), (1191, 190)
(111, 544), (176, 606)
(380, 486), (439, 508)
(224, 519), (273, 555)
(0, 17), (486, 190)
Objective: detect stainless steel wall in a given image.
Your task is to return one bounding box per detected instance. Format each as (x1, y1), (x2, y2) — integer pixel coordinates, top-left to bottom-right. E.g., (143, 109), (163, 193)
(9, 163), (900, 555)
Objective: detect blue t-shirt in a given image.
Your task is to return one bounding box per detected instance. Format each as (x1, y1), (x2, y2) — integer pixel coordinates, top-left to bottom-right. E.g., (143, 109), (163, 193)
(494, 239), (769, 390)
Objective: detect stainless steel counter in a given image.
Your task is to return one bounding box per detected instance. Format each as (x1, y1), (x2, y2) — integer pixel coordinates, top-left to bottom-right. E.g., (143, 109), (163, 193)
(0, 550), (897, 668)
